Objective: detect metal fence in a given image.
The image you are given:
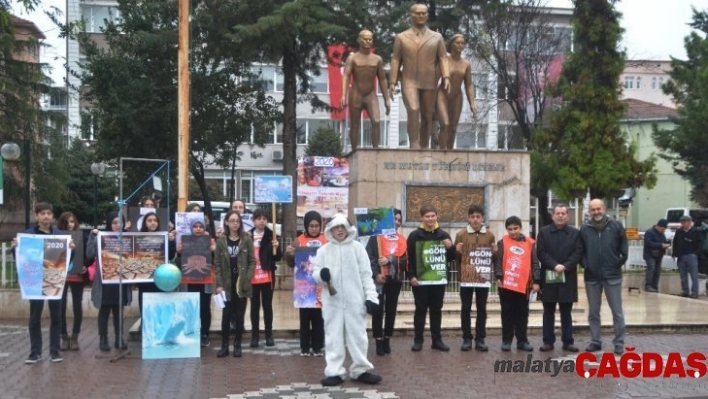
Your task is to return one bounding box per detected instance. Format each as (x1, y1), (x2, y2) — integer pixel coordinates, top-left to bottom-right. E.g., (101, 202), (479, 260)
(1, 243), (17, 288)
(625, 240), (676, 271)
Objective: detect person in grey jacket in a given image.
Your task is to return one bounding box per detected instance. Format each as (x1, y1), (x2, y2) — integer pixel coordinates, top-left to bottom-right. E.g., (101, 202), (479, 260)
(580, 199), (628, 355)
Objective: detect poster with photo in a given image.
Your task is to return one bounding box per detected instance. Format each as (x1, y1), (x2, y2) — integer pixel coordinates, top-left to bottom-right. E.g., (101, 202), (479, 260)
(175, 212), (205, 246)
(293, 247), (321, 308)
(98, 232), (168, 284)
(180, 235), (213, 285)
(15, 234), (72, 300)
(460, 244), (493, 288)
(354, 207), (395, 236)
(255, 175), (293, 203)
(296, 156), (349, 218)
(415, 240), (448, 285)
(142, 292), (200, 359)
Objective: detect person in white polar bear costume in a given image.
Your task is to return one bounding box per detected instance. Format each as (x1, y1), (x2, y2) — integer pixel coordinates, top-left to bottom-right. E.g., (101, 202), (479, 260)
(314, 213), (382, 387)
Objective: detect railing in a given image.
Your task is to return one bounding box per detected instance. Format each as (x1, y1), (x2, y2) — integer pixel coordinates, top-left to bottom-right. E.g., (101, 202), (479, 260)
(1, 243), (18, 288)
(626, 240), (677, 271)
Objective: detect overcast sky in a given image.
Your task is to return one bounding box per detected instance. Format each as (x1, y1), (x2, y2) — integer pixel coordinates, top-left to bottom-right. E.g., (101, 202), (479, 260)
(13, 0), (705, 86)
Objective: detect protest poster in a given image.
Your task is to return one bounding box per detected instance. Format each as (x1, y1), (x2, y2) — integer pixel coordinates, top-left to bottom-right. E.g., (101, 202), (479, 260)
(354, 207), (395, 236)
(376, 233), (406, 279)
(142, 292), (200, 359)
(175, 212), (205, 246)
(460, 244), (493, 288)
(15, 234), (72, 300)
(254, 175), (293, 203)
(296, 156), (349, 218)
(293, 247), (321, 308)
(98, 232), (167, 284)
(180, 235), (213, 285)
(415, 240), (448, 285)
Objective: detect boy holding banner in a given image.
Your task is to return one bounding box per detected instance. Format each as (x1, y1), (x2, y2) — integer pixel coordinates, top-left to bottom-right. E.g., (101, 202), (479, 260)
(494, 216), (540, 352)
(454, 205), (496, 352)
(406, 204), (455, 352)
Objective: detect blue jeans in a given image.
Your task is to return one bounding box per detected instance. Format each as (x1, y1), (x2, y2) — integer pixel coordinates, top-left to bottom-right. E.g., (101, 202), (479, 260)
(542, 302), (574, 345)
(678, 254), (699, 296)
(644, 255), (662, 290)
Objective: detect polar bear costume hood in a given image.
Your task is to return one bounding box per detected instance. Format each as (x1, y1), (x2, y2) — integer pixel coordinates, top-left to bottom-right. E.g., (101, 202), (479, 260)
(324, 214), (357, 244)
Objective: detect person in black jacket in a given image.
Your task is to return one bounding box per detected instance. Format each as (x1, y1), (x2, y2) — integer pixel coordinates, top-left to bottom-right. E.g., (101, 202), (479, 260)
(536, 204), (582, 353)
(406, 204), (455, 352)
(672, 215), (703, 298)
(580, 199), (628, 355)
(643, 219), (670, 292)
(12, 202), (73, 364)
(248, 208), (283, 347)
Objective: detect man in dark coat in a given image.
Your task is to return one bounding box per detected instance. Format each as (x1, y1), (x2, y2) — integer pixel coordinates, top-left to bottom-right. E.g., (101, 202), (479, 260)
(642, 219), (670, 292)
(536, 204), (582, 352)
(672, 215), (703, 298)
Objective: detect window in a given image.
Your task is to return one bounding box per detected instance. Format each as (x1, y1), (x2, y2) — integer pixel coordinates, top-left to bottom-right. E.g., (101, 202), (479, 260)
(651, 77), (657, 89)
(251, 65), (275, 92)
(81, 5), (121, 33)
(473, 74), (489, 100)
(308, 68), (328, 93)
(275, 69), (285, 92)
(296, 119), (307, 145)
(398, 122), (408, 147)
(455, 124), (487, 149)
(624, 76), (634, 89)
(636, 77), (641, 89)
(275, 123), (284, 144)
(498, 125), (525, 150)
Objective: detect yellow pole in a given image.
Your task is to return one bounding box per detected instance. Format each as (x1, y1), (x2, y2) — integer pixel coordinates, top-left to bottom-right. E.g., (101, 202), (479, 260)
(272, 202), (277, 255)
(177, 0), (190, 212)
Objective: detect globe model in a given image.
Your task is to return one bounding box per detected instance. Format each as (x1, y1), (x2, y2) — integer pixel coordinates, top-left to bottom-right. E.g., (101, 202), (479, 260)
(154, 263), (182, 292)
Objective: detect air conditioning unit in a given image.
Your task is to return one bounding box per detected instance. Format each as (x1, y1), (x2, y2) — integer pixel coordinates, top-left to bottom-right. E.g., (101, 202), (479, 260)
(272, 150), (284, 161)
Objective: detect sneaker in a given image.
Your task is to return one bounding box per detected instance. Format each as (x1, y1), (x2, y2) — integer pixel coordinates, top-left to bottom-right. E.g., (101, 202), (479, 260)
(300, 350), (311, 357)
(431, 340), (450, 352)
(501, 342), (512, 352)
(321, 376), (344, 386)
(474, 339), (489, 352)
(355, 372), (382, 385)
(517, 342), (534, 352)
(539, 343), (554, 352)
(411, 342), (423, 352)
(50, 352), (63, 363)
(585, 343), (602, 352)
(312, 350), (324, 357)
(562, 344), (579, 353)
(201, 335), (210, 347)
(614, 346), (624, 355)
(25, 353), (41, 364)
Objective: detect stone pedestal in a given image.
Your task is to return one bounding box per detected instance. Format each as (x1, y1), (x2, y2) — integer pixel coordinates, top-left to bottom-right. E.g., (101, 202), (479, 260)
(347, 148), (530, 238)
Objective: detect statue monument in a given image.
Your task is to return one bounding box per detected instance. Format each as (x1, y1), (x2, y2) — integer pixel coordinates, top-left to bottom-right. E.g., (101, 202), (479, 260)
(389, 3), (449, 149)
(435, 34), (478, 150)
(341, 30), (390, 150)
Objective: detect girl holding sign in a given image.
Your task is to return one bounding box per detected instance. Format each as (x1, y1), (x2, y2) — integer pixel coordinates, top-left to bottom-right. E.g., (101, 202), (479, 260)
(493, 216), (541, 353)
(57, 212), (87, 352)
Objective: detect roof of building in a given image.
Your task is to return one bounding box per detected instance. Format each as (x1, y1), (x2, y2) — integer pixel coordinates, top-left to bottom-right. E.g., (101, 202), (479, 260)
(622, 98), (677, 121)
(11, 15), (46, 40)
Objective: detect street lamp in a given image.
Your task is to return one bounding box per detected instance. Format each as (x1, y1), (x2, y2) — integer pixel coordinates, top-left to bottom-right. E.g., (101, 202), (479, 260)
(91, 162), (105, 228)
(1, 140), (31, 228)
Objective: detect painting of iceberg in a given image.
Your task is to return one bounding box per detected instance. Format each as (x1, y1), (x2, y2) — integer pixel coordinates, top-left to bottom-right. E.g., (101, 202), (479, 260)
(142, 292), (200, 359)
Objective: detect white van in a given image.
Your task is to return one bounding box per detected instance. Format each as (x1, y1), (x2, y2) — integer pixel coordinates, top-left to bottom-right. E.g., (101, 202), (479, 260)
(665, 207), (708, 240)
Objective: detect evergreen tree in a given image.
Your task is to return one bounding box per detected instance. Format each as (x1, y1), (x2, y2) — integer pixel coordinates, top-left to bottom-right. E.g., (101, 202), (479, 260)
(545, 0), (655, 200)
(305, 127), (344, 157)
(653, 8), (708, 206)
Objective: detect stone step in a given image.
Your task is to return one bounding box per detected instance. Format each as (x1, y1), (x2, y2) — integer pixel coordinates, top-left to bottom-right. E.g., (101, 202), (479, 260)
(394, 301), (585, 315)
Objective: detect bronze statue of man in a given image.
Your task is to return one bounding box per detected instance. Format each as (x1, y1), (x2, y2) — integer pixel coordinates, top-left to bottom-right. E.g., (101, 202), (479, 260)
(389, 3), (450, 149)
(342, 29), (390, 150)
(435, 34), (477, 150)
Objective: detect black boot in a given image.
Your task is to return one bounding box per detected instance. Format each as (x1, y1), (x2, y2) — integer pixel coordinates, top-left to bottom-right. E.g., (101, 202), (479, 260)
(375, 339), (385, 356)
(265, 331), (275, 347)
(383, 337), (391, 354)
(250, 331), (259, 348)
(216, 339), (229, 358)
(114, 334), (127, 350)
(233, 334), (242, 357)
(99, 335), (110, 352)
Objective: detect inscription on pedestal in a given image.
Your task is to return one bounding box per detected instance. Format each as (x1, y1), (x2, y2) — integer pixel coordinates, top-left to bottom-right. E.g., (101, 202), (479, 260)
(405, 185), (485, 224)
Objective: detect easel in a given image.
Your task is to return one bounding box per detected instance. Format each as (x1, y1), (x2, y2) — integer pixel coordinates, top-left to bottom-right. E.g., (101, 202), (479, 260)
(97, 157), (170, 362)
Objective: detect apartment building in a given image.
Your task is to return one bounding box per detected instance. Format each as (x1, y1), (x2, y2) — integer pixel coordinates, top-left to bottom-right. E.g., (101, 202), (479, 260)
(621, 60), (674, 108)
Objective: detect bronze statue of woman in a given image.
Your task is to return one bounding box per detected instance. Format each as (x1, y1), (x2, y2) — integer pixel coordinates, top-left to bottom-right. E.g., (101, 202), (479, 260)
(435, 34), (477, 150)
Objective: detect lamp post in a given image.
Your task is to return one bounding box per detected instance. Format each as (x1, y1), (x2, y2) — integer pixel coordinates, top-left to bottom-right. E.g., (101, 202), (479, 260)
(91, 162), (105, 228)
(1, 140), (30, 228)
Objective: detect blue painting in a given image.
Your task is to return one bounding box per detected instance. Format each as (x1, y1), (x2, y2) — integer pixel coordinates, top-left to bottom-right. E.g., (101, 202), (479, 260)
(354, 207), (396, 236)
(254, 175), (293, 203)
(142, 292), (200, 359)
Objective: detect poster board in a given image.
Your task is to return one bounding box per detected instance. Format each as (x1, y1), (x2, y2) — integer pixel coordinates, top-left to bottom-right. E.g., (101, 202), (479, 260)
(15, 234), (72, 300)
(180, 235), (213, 284)
(354, 207), (395, 236)
(142, 292), (200, 359)
(293, 247), (321, 308)
(296, 156), (349, 218)
(98, 232), (168, 284)
(460, 244), (493, 288)
(414, 240), (448, 285)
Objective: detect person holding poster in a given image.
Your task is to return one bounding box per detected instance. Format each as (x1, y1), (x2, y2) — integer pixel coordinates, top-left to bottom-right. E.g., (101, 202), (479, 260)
(406, 204), (455, 352)
(248, 208), (282, 348)
(176, 219), (214, 347)
(137, 212), (176, 317)
(285, 210), (327, 357)
(313, 214), (381, 387)
(454, 205), (496, 352)
(87, 212), (132, 352)
(493, 216), (540, 352)
(214, 210), (256, 358)
(536, 204), (582, 353)
(12, 203), (70, 364)
(365, 208), (407, 356)
(57, 212), (87, 352)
